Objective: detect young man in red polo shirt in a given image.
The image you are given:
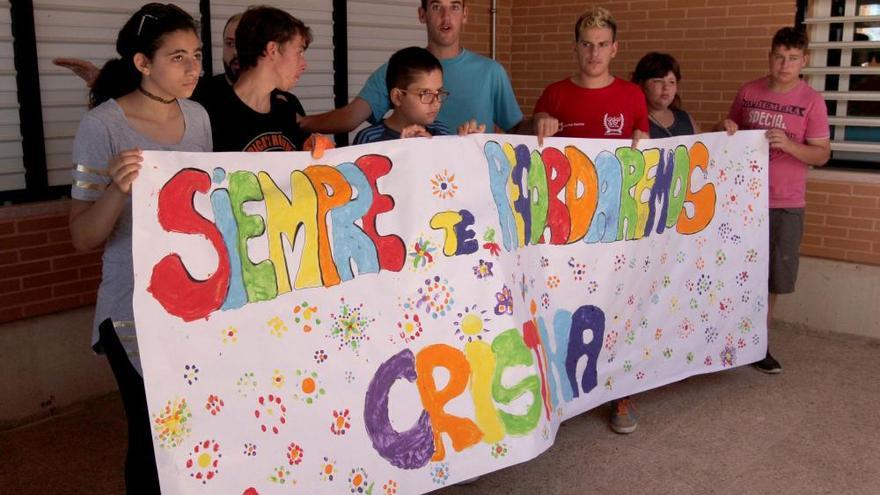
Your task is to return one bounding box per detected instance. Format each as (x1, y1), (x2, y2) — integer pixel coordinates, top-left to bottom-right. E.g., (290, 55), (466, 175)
(532, 7), (648, 147)
(533, 7), (649, 434)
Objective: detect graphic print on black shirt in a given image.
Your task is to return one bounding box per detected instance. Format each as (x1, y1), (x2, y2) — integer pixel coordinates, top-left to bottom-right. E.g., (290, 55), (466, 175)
(200, 81), (308, 152)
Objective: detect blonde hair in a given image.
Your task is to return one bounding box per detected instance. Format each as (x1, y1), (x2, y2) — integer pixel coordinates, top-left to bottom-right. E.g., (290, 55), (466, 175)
(575, 7), (617, 41)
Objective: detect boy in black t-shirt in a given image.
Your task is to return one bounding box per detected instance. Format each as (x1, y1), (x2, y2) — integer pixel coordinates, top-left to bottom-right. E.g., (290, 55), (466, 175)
(200, 6), (314, 152)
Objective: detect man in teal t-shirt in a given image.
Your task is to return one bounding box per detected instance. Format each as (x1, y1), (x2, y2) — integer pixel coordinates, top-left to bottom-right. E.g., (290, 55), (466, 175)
(300, 0), (524, 135)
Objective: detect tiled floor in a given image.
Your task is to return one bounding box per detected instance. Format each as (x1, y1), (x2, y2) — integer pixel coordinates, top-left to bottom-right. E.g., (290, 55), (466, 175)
(3, 326), (879, 494)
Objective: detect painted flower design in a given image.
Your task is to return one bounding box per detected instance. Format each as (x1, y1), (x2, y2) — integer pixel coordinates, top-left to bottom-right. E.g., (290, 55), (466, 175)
(409, 237), (436, 269)
(185, 439), (221, 484)
(678, 318), (695, 339)
(472, 259), (494, 279)
(431, 169), (458, 199)
(267, 316), (288, 338)
(430, 462), (450, 485)
(152, 397), (192, 449)
(383, 479), (399, 495)
(546, 275), (560, 289)
(705, 326), (719, 343)
(454, 305), (491, 343)
(745, 249), (759, 263)
(271, 369), (285, 389)
(292, 369), (325, 405)
(540, 292), (551, 310)
(719, 344), (737, 367)
(221, 326), (238, 344)
(568, 257), (587, 280)
(183, 364), (199, 386)
(293, 302), (321, 333)
(493, 285), (513, 315)
(242, 443), (257, 457)
(268, 465), (293, 485)
(286, 442), (304, 466)
(348, 467), (372, 494)
(490, 442), (509, 459)
(254, 394), (287, 434)
(395, 312), (423, 344)
(319, 456), (338, 481)
(331, 408), (352, 435)
(409, 276), (455, 319)
(205, 394), (224, 416)
(718, 298), (734, 317)
(483, 226), (501, 256)
(329, 298), (374, 354)
(604, 330), (618, 351)
(314, 349), (328, 364)
(236, 372), (257, 397)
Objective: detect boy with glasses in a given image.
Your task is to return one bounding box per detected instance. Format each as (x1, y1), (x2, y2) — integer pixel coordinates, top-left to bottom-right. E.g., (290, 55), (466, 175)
(353, 47), (483, 144)
(302, 0), (523, 136)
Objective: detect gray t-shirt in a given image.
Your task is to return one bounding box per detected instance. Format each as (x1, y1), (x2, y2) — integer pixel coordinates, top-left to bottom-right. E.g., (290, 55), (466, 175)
(71, 98), (212, 358)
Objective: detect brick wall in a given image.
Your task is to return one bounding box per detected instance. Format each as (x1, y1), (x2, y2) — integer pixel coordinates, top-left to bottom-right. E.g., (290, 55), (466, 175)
(802, 179), (880, 265)
(461, 0), (514, 69)
(0, 201), (101, 324)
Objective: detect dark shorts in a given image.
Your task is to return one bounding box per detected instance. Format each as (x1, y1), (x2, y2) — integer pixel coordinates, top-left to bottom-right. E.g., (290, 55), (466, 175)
(768, 208), (804, 294)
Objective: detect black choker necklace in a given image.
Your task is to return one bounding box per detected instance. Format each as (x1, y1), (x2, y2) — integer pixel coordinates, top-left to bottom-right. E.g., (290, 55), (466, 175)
(138, 86), (175, 104)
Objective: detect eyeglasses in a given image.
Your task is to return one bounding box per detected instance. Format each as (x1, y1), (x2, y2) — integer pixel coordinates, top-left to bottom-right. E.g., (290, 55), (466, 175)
(399, 89), (450, 104)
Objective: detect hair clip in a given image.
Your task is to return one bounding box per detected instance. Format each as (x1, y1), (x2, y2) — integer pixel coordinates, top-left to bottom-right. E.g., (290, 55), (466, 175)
(137, 14), (157, 36)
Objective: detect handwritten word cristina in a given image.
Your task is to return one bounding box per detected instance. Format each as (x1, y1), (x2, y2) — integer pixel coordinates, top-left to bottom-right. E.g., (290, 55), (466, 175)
(364, 302), (605, 469)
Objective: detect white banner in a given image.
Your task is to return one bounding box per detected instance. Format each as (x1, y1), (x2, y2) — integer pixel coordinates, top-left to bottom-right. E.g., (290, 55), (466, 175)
(133, 131), (768, 494)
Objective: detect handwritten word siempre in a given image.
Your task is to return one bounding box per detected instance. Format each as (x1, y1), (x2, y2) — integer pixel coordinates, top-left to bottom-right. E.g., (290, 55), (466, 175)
(364, 303), (605, 470)
(148, 155), (405, 321)
(447, 141), (717, 253)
